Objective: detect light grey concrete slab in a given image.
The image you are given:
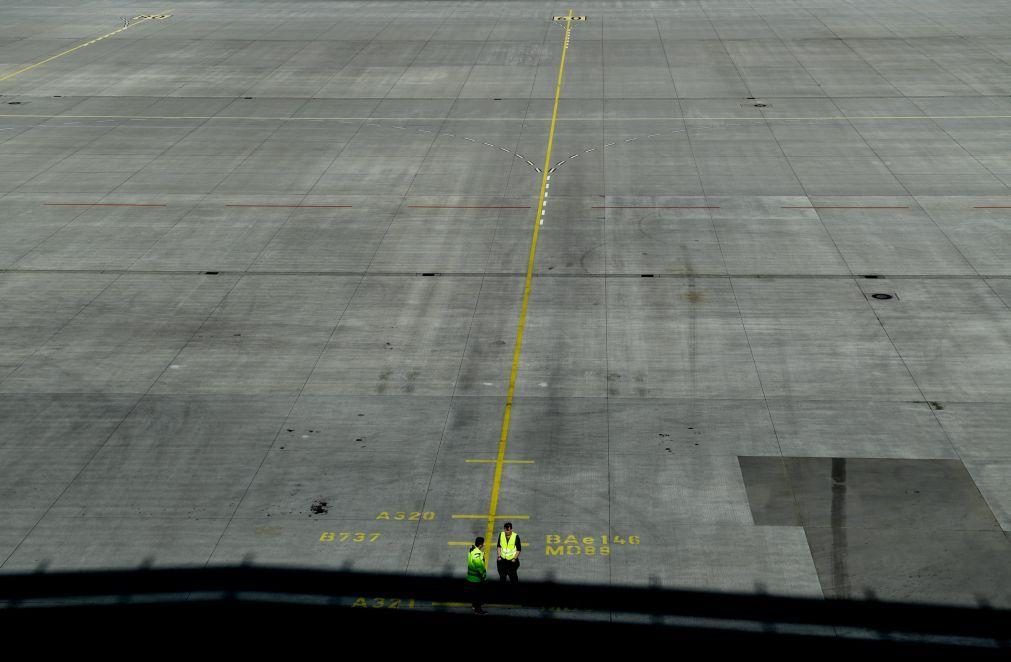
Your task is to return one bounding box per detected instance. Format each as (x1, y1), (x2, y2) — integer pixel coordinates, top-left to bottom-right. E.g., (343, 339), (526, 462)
(715, 215), (850, 275)
(917, 197), (1011, 275)
(234, 448), (438, 521)
(497, 455), (609, 523)
(210, 517), (415, 572)
(935, 404), (1011, 461)
(251, 212), (393, 273)
(610, 454), (754, 526)
(609, 524), (822, 597)
(304, 276), (481, 396)
(130, 206), (290, 270)
(102, 395), (295, 450)
(0, 272), (117, 376)
(152, 275), (359, 396)
(603, 207), (726, 275)
(733, 278), (922, 400)
(860, 278), (1011, 401)
(0, 394), (138, 519)
(607, 399), (780, 457)
(1, 274), (236, 394)
(767, 400), (957, 459)
(12, 205), (193, 270)
(514, 277), (606, 398)
(605, 278), (765, 399)
(47, 441), (268, 518)
(2, 516), (226, 571)
(962, 460), (1011, 532)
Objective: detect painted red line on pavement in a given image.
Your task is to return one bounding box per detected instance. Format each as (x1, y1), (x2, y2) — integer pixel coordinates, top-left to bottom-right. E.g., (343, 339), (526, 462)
(407, 205), (530, 209)
(592, 206), (720, 209)
(225, 204), (352, 208)
(782, 206), (909, 209)
(45, 203), (166, 207)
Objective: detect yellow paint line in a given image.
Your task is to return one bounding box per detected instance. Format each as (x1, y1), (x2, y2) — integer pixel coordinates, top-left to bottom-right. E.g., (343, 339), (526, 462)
(431, 602), (522, 609)
(481, 9), (577, 562)
(0, 12), (171, 84)
(453, 514), (530, 520)
(2, 113), (1008, 123)
(465, 459), (535, 464)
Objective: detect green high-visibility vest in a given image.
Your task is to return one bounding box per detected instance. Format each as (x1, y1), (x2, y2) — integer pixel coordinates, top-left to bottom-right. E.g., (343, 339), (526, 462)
(499, 532), (518, 560)
(466, 546), (486, 583)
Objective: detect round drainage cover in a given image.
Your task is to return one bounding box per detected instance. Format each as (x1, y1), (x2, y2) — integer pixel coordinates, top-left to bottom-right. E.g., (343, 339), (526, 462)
(871, 293), (894, 300)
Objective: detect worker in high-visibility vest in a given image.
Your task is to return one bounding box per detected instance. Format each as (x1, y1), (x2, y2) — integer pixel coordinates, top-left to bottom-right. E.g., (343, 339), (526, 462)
(465, 536), (488, 615)
(496, 522), (521, 583)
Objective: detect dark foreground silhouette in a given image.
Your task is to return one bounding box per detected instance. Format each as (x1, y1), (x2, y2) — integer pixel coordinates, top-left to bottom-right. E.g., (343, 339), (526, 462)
(0, 565), (1006, 655)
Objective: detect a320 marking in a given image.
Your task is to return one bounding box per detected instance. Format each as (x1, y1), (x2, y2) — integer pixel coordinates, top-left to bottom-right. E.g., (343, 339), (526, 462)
(377, 511), (435, 521)
(319, 532), (381, 543)
(545, 534), (641, 557)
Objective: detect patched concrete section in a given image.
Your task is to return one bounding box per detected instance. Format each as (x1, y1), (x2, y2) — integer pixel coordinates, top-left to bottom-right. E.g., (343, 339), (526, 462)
(804, 528), (1011, 608)
(0, 0), (1009, 608)
(740, 457), (1010, 606)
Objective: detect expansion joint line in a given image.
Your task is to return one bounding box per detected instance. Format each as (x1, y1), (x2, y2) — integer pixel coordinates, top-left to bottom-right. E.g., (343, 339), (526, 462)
(482, 9), (576, 561)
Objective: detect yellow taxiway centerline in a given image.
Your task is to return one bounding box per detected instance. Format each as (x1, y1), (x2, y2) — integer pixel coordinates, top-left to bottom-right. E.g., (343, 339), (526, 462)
(480, 8), (577, 562)
(0, 12), (171, 84)
(1, 114), (1009, 122)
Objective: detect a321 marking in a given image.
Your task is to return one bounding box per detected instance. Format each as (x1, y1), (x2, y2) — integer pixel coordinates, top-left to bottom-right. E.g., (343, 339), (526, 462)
(352, 597), (415, 609)
(319, 531), (381, 543)
(377, 511), (435, 521)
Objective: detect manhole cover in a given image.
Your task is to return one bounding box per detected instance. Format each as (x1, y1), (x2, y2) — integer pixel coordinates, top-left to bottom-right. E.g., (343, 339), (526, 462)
(871, 293), (893, 300)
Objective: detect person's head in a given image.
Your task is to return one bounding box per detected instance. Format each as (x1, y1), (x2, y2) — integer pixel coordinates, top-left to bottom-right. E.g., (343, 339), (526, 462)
(475, 536), (484, 549)
(503, 522), (513, 533)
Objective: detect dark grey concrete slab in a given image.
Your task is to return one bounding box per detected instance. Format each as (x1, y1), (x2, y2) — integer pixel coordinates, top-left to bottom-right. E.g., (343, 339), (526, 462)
(805, 527), (1011, 607)
(740, 457), (1000, 530)
(740, 457), (1011, 605)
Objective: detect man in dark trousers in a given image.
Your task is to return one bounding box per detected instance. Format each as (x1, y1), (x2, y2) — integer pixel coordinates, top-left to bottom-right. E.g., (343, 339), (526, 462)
(465, 536), (488, 614)
(496, 522), (521, 582)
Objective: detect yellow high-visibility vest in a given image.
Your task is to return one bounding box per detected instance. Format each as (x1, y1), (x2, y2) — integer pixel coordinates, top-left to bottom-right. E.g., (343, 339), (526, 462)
(499, 532), (518, 560)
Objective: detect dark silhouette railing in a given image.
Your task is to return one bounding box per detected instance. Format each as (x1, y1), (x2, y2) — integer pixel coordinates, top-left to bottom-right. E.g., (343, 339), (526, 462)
(0, 565), (1007, 653)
